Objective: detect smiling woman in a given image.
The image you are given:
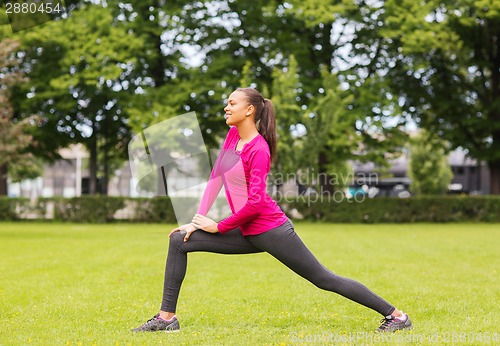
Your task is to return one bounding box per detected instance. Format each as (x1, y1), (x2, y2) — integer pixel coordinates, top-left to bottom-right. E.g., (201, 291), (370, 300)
(132, 88), (413, 334)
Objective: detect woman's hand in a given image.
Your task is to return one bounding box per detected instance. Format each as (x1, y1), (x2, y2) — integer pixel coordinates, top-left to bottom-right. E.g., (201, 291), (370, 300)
(192, 214), (219, 234)
(169, 223), (197, 242)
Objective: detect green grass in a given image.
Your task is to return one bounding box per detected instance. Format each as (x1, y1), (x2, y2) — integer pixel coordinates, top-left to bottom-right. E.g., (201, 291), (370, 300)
(1, 222), (499, 346)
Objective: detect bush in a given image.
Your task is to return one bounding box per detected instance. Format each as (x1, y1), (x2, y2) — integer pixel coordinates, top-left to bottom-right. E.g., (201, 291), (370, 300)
(0, 195), (499, 223)
(280, 195), (500, 223)
(0, 197), (24, 220)
(128, 197), (178, 223)
(50, 196), (126, 223)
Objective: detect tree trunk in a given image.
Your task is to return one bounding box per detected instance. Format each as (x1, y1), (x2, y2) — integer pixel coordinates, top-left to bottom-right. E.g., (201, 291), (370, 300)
(102, 142), (109, 195)
(489, 160), (500, 194)
(149, 2), (166, 88)
(102, 117), (109, 195)
(318, 151), (334, 195)
(89, 121), (98, 195)
(0, 164), (8, 196)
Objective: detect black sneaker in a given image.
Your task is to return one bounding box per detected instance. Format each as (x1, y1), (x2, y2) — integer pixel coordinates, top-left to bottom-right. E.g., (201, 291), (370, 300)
(132, 314), (180, 332)
(376, 313), (412, 332)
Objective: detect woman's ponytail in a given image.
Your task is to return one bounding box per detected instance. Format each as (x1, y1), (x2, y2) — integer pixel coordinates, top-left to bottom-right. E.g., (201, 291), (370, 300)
(259, 98), (277, 163)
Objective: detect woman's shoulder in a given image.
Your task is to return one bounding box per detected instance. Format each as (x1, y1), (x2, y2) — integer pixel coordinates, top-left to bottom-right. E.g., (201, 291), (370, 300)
(245, 135), (270, 158)
(228, 126), (239, 136)
(253, 134), (270, 152)
(222, 126), (239, 148)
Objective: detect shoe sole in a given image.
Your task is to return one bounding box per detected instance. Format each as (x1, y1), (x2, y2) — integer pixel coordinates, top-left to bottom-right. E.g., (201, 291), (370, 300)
(376, 323), (413, 333)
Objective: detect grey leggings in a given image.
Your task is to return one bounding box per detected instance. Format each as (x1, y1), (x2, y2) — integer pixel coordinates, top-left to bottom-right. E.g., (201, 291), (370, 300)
(161, 219), (395, 316)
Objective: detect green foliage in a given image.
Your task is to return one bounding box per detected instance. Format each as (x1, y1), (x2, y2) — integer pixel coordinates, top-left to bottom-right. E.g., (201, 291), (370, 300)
(0, 197), (24, 220)
(129, 197), (180, 223)
(380, 0), (500, 191)
(301, 69), (353, 186)
(0, 38), (43, 193)
(239, 61), (255, 88)
(271, 55), (303, 175)
(0, 196), (178, 223)
(50, 196), (126, 223)
(4, 0), (500, 196)
(408, 130), (453, 195)
(10, 4), (148, 193)
(8, 157), (44, 183)
(301, 68), (388, 191)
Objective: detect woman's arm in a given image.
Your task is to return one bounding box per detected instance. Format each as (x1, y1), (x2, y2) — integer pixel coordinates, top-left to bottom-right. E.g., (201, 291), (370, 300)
(196, 127), (237, 215)
(196, 153), (222, 215)
(216, 148), (270, 232)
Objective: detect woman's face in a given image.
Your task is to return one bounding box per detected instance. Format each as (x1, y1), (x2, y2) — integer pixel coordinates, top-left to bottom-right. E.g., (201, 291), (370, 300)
(223, 91), (253, 126)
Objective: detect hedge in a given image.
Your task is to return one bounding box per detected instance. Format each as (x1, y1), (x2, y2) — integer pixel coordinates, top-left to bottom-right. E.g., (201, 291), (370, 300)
(0, 195), (499, 223)
(282, 195), (500, 223)
(0, 196), (174, 223)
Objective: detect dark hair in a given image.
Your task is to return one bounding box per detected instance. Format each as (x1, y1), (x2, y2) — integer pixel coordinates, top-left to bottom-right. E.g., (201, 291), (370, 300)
(236, 87), (277, 163)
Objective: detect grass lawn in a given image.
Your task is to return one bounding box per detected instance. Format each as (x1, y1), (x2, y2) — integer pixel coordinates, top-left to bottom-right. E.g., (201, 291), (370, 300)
(0, 222), (499, 345)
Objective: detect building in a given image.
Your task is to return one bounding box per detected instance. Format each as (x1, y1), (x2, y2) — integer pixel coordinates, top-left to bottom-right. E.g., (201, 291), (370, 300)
(8, 144), (134, 198)
(350, 148), (490, 196)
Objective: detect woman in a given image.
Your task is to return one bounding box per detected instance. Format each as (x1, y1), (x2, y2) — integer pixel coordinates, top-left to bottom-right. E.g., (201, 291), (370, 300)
(133, 88), (412, 333)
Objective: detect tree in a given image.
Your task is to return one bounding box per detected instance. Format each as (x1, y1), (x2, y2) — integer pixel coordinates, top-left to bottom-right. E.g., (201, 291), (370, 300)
(300, 67), (355, 193)
(408, 130), (453, 195)
(379, 0), (500, 193)
(11, 4), (147, 194)
(270, 55), (303, 180)
(239, 61), (254, 89)
(3, 0), (415, 199)
(178, 0), (407, 180)
(0, 38), (41, 196)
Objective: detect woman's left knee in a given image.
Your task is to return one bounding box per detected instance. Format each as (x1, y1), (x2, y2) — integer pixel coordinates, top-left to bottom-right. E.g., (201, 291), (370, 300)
(168, 232), (185, 248)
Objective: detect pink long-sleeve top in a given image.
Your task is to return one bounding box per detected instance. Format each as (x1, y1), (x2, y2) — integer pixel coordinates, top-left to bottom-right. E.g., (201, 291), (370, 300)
(197, 126), (288, 235)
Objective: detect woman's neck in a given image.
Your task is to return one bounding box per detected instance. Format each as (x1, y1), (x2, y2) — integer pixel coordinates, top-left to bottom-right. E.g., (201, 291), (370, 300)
(235, 122), (259, 142)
